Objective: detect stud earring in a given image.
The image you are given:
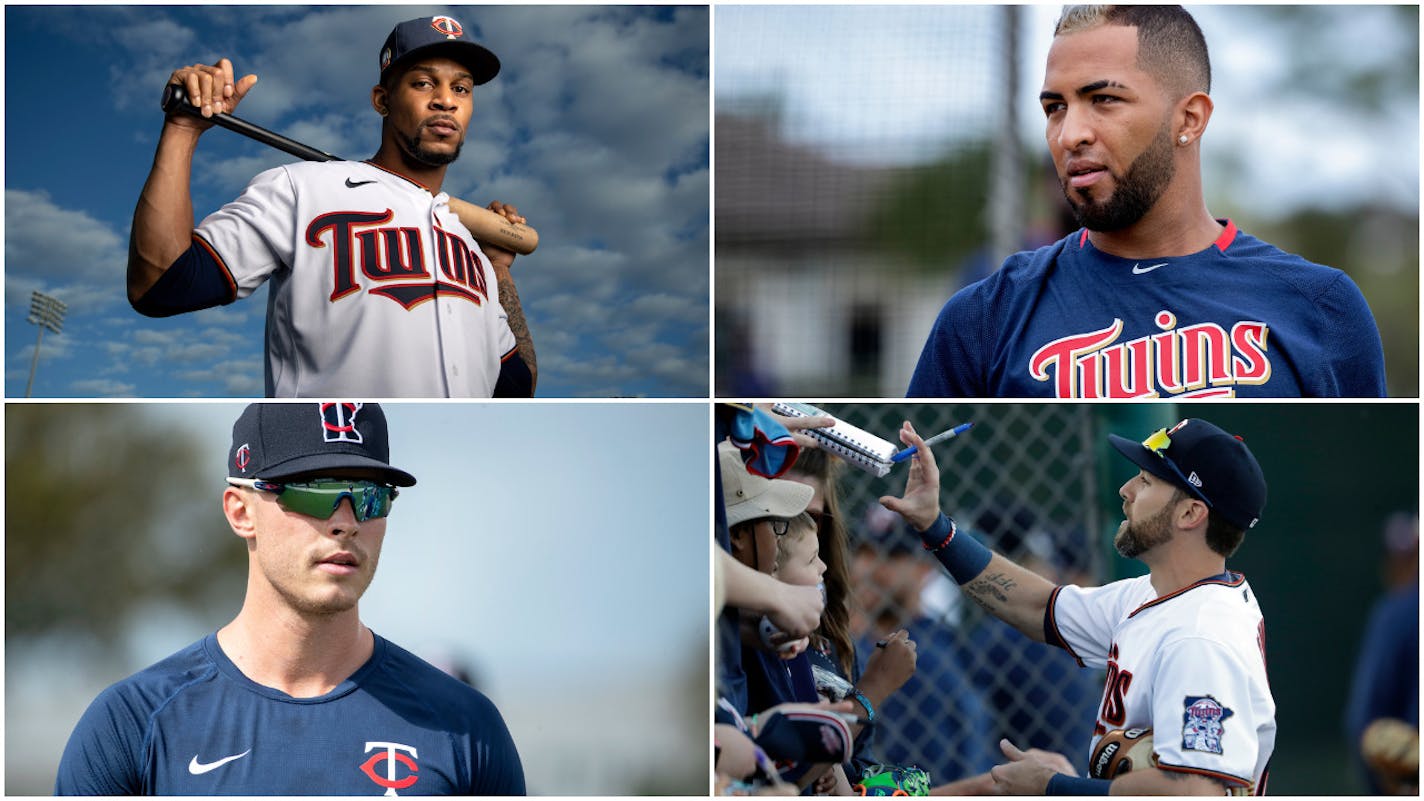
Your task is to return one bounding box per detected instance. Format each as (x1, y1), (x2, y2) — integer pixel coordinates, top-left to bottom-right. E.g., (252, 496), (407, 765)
(1178, 134), (1189, 144)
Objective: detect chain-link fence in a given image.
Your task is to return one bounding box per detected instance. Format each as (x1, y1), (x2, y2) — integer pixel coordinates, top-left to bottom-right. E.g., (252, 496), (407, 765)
(811, 402), (1118, 785)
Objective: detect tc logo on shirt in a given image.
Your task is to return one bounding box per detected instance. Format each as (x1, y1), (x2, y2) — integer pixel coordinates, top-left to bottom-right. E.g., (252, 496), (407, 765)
(361, 742), (419, 795)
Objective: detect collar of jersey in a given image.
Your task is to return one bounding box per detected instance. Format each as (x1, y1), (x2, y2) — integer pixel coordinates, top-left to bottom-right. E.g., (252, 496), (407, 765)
(1127, 570), (1244, 618)
(1076, 218), (1239, 255)
(202, 632), (386, 703)
(362, 160), (435, 194)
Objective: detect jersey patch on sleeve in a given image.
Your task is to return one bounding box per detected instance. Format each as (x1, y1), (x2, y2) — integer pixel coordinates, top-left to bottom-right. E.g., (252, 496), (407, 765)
(1181, 695), (1234, 754)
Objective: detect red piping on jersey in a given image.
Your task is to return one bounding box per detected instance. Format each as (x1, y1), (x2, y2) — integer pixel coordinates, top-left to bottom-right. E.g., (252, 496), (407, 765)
(193, 233), (238, 301)
(1127, 571), (1246, 618)
(500, 346), (518, 362)
(1213, 219), (1239, 252)
(363, 160), (434, 193)
(1154, 760), (1252, 789)
(1075, 218), (1238, 252)
(1045, 585), (1087, 668)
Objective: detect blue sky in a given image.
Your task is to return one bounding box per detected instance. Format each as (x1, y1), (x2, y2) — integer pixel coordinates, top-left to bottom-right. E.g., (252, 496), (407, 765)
(5, 6), (710, 398)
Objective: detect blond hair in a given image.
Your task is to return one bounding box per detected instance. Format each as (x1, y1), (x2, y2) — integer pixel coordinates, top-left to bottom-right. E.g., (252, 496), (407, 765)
(772, 512), (817, 575)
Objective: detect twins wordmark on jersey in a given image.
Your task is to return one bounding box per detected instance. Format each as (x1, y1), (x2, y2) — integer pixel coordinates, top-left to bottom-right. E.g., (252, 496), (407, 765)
(1029, 311), (1270, 398)
(307, 206), (490, 308)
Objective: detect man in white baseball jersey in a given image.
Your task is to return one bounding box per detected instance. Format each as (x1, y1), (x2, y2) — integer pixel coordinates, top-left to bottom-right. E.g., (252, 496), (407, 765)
(880, 417), (1275, 795)
(127, 15), (536, 398)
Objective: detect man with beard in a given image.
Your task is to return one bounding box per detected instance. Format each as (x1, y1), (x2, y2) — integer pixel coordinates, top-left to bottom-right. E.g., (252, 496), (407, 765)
(907, 5), (1385, 398)
(127, 15), (535, 397)
(879, 417), (1275, 795)
(56, 403), (525, 794)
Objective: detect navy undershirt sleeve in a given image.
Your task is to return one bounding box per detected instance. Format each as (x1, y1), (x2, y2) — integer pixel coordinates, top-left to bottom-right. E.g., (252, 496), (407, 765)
(493, 354), (533, 397)
(131, 240), (237, 317)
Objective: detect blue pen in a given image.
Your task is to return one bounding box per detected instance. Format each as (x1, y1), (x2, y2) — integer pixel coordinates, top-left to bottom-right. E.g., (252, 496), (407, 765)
(890, 422), (974, 463)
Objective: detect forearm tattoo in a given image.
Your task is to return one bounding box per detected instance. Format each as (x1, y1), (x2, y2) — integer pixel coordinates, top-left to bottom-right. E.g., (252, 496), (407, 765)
(495, 268), (537, 389)
(964, 571), (1017, 609)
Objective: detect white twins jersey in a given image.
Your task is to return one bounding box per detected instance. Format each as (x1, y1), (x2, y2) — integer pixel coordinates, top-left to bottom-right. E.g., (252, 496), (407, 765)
(1048, 572), (1276, 793)
(195, 160), (517, 397)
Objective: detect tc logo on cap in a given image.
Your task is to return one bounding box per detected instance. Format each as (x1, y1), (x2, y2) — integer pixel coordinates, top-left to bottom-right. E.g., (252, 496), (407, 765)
(320, 403), (365, 444)
(234, 443), (252, 473)
(431, 15), (463, 39)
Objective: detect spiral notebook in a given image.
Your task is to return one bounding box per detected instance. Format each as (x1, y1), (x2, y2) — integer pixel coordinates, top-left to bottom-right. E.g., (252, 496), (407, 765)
(772, 402), (899, 478)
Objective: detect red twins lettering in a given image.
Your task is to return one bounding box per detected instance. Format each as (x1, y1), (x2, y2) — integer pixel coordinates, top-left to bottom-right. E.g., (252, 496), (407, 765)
(1029, 312), (1271, 398)
(305, 210), (490, 307)
(1094, 643), (1134, 736)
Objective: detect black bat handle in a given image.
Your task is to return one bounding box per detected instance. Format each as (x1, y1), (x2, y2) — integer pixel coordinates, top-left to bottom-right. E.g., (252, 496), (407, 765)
(159, 83), (342, 163)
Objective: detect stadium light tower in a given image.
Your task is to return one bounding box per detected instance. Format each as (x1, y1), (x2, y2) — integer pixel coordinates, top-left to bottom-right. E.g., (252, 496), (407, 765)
(25, 291), (67, 397)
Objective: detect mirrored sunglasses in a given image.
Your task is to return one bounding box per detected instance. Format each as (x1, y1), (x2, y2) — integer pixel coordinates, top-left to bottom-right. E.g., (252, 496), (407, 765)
(228, 477), (398, 522)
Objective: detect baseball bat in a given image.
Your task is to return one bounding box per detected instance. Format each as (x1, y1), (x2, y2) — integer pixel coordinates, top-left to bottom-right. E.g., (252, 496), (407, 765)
(160, 84), (538, 255)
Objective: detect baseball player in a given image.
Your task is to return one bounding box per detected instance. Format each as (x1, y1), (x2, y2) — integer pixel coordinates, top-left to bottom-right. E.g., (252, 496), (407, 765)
(127, 15), (536, 398)
(907, 5), (1386, 398)
(881, 417), (1275, 794)
(55, 403), (525, 794)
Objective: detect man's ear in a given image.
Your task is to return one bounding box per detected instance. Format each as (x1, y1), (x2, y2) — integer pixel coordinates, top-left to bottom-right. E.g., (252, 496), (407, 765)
(371, 84), (389, 117)
(1176, 90), (1213, 146)
(223, 487), (259, 542)
(1175, 496), (1210, 533)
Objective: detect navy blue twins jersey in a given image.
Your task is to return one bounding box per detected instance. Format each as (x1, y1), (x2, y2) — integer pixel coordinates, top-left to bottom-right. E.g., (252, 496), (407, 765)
(55, 634), (525, 795)
(907, 221), (1387, 398)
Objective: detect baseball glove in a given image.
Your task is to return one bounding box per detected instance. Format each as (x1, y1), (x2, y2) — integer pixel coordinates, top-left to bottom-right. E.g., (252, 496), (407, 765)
(1362, 718), (1419, 794)
(1088, 727), (1157, 780)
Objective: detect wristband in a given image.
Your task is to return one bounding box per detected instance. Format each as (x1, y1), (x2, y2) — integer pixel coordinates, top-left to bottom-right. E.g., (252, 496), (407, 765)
(850, 688), (876, 724)
(921, 513), (992, 584)
(920, 513), (957, 550)
(1046, 774), (1112, 795)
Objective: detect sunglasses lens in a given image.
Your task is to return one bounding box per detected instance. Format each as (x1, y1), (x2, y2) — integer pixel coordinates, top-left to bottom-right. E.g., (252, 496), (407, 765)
(274, 481), (395, 521)
(1142, 429), (1172, 454)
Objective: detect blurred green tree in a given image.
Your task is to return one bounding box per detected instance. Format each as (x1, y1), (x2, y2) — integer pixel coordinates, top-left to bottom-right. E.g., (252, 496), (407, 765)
(6, 405), (243, 647)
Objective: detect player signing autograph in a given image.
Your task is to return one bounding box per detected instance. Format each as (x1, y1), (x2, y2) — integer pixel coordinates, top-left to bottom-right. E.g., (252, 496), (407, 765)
(908, 5), (1386, 398)
(56, 403), (525, 795)
(880, 417), (1275, 795)
(128, 15), (536, 398)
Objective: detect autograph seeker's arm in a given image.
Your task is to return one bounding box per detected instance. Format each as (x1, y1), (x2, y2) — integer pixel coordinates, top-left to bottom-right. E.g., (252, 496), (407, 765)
(878, 421), (1055, 640)
(129, 59), (257, 304)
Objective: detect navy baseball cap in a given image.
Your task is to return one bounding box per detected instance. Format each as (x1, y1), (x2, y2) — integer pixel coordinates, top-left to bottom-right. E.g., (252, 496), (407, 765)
(1108, 418), (1265, 530)
(228, 403), (416, 487)
(379, 15), (500, 85)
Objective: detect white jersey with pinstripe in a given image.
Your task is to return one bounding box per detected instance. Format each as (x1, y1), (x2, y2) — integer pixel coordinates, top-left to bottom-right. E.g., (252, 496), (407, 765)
(1047, 571), (1276, 793)
(194, 159), (517, 397)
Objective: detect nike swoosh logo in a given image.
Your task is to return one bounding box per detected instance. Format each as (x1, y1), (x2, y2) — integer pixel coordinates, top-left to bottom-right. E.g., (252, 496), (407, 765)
(1132, 262), (1169, 275)
(345, 178), (377, 188)
(189, 750), (252, 775)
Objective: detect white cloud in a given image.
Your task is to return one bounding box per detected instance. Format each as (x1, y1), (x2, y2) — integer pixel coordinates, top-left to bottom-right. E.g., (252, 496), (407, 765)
(70, 378), (137, 397)
(5, 190), (127, 299)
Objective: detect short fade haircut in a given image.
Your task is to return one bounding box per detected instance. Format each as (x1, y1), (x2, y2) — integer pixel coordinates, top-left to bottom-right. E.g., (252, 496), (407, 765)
(1168, 485), (1246, 558)
(1055, 5), (1212, 98)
